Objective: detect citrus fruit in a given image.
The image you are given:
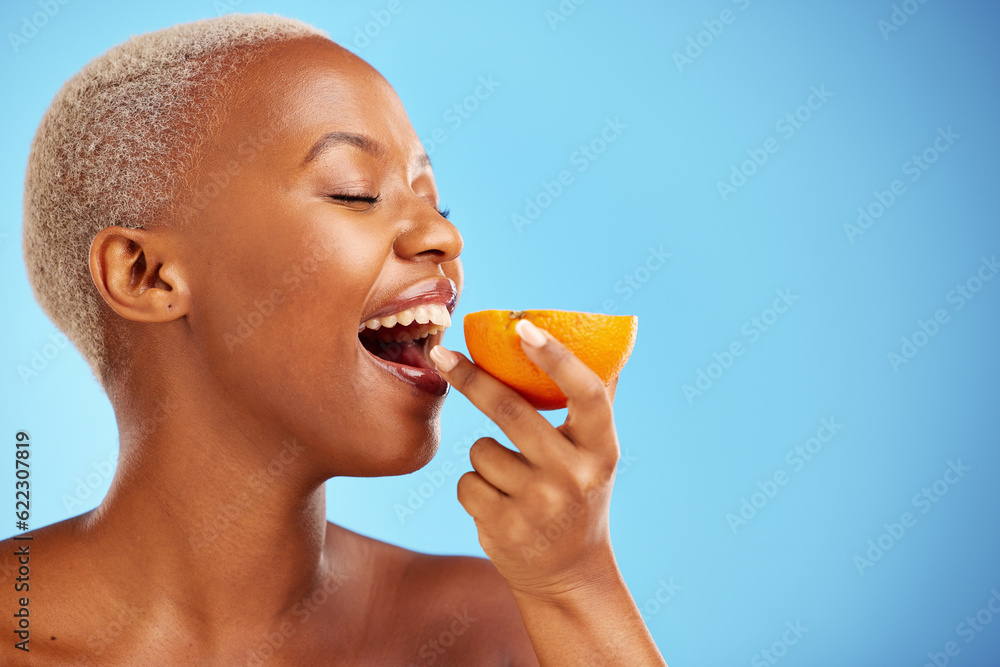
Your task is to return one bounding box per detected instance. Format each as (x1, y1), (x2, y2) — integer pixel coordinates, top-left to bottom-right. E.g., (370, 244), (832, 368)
(463, 309), (638, 410)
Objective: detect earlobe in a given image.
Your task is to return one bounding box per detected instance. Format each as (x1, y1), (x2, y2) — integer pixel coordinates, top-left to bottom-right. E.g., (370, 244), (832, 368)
(89, 226), (190, 323)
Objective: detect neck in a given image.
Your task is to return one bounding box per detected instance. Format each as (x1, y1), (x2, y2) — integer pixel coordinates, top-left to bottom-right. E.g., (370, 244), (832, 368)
(85, 369), (334, 639)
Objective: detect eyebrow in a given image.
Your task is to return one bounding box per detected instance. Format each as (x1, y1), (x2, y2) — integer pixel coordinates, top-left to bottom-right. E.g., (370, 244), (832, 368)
(302, 131), (384, 164)
(301, 131), (433, 172)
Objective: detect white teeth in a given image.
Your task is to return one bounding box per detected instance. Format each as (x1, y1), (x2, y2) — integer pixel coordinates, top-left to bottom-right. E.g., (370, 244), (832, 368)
(360, 302), (453, 343)
(412, 326), (439, 340)
(371, 322), (443, 345)
(426, 303), (449, 327)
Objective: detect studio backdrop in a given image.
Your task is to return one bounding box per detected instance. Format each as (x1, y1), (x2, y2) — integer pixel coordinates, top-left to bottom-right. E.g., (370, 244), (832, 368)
(2, 1), (999, 665)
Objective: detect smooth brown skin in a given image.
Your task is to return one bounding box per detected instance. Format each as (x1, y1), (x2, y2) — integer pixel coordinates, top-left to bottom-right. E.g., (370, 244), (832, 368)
(2, 36), (665, 665)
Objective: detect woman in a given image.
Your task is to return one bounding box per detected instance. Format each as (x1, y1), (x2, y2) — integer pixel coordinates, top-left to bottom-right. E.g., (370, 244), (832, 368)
(4, 13), (666, 665)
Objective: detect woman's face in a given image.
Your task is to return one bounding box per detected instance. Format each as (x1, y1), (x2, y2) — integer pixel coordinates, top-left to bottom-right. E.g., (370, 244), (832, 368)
(175, 37), (464, 477)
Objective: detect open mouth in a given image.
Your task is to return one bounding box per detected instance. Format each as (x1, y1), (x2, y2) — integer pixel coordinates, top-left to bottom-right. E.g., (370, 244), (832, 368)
(358, 303), (452, 394)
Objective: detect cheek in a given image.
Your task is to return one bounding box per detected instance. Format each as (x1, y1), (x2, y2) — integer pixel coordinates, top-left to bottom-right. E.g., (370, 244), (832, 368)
(183, 202), (389, 399)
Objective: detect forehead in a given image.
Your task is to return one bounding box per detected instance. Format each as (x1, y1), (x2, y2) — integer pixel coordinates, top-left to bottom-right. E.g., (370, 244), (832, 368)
(213, 37), (420, 168)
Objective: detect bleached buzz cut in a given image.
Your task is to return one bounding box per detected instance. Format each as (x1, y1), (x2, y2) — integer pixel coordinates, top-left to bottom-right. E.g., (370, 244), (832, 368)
(22, 13), (327, 386)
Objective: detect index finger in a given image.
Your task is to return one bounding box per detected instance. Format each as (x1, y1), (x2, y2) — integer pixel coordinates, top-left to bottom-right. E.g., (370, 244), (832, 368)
(429, 345), (569, 464)
(513, 319), (617, 452)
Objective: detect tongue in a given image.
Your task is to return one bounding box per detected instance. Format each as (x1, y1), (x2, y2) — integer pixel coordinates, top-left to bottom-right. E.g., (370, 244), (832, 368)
(395, 340), (432, 370)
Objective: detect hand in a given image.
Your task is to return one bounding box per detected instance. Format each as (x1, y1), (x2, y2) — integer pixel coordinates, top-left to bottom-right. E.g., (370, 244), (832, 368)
(429, 319), (622, 602)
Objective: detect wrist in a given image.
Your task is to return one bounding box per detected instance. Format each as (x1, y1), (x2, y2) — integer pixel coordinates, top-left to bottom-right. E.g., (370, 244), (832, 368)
(507, 542), (626, 610)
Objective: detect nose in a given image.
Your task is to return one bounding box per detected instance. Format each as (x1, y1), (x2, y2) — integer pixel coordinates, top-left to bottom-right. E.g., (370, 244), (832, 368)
(392, 202), (463, 265)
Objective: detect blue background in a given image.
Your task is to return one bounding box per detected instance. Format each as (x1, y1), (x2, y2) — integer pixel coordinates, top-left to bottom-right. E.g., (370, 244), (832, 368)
(3, 1), (999, 664)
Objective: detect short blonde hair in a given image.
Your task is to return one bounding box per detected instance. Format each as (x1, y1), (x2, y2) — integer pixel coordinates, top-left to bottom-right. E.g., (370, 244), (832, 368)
(22, 13), (327, 385)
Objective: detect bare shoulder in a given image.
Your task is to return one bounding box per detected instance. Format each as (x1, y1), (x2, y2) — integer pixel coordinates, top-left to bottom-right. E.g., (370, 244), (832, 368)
(0, 513), (92, 598)
(0, 514), (104, 664)
(330, 524), (539, 666)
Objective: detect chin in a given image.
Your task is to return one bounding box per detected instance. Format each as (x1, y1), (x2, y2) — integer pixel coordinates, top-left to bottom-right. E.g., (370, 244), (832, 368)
(353, 438), (439, 478)
(338, 414), (443, 478)
(382, 442), (440, 477)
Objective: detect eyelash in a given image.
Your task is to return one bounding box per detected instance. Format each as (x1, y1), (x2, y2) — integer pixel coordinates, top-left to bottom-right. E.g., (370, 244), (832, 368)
(330, 194), (450, 219)
(331, 194), (381, 206)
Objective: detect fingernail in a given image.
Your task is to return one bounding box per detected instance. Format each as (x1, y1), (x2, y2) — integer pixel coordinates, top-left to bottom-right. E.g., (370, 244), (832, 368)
(429, 345), (459, 372)
(515, 319), (547, 347)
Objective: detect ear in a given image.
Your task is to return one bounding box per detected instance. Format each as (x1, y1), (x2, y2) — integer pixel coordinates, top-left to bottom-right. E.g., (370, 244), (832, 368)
(89, 226), (190, 323)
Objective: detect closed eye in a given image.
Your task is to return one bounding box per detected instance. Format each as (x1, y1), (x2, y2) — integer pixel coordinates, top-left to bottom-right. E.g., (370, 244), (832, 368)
(329, 193), (449, 219)
(329, 193), (381, 210)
